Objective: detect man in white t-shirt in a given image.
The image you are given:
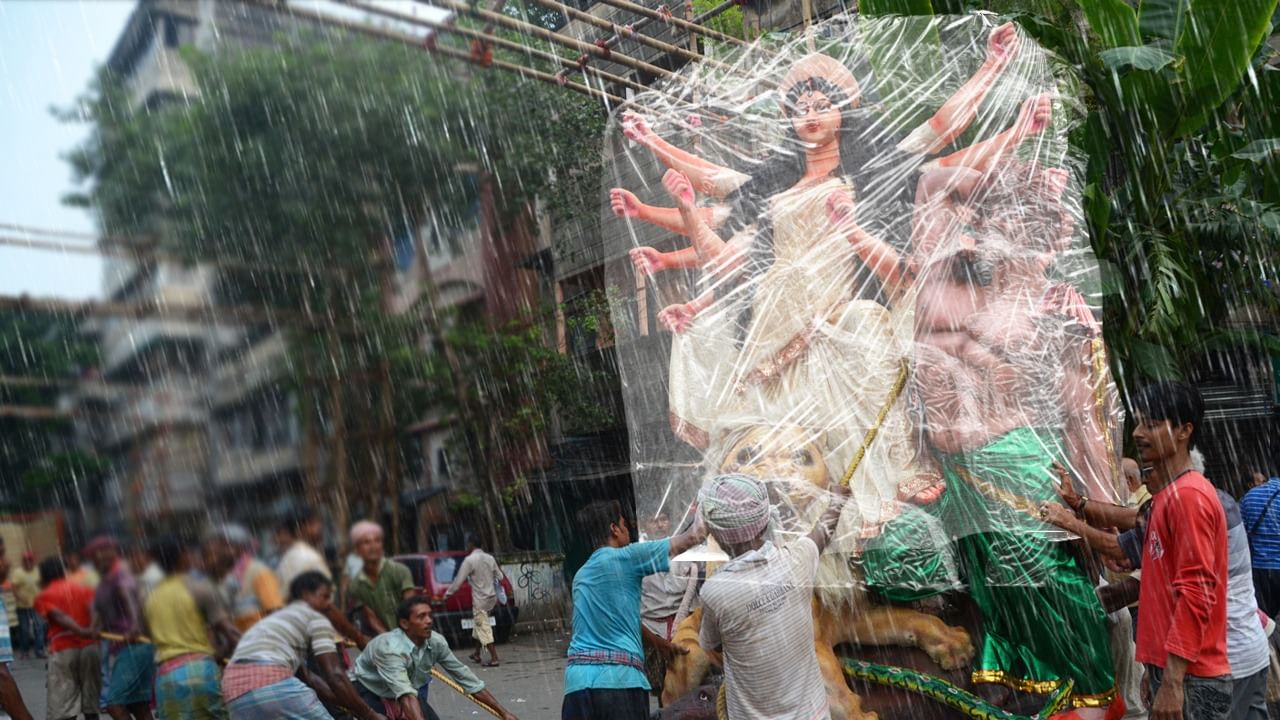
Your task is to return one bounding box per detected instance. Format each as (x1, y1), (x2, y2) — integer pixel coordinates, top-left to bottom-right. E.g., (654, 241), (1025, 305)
(221, 571), (384, 720)
(273, 507), (369, 651)
(698, 473), (847, 720)
(443, 537), (503, 666)
(276, 508), (331, 591)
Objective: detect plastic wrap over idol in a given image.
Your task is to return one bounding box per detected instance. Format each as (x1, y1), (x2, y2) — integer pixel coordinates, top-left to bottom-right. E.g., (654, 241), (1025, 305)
(602, 13), (1123, 596)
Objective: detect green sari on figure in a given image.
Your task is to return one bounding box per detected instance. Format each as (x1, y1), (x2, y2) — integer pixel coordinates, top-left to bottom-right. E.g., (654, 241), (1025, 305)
(862, 427), (1115, 707)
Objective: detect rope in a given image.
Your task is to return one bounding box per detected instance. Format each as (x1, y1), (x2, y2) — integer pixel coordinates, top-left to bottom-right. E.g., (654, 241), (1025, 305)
(840, 357), (910, 488)
(97, 632), (151, 644)
(102, 632), (501, 717)
(430, 667), (502, 718)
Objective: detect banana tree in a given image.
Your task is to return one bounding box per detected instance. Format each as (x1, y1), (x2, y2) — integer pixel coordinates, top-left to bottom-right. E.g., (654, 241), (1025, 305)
(859, 0), (1280, 390)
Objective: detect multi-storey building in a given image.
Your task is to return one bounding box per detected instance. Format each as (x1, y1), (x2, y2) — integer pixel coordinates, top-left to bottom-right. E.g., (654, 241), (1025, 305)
(77, 0), (316, 535)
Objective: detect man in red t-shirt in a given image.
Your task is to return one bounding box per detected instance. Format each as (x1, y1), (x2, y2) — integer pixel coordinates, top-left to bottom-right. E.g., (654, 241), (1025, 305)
(34, 556), (100, 720)
(1131, 382), (1231, 720)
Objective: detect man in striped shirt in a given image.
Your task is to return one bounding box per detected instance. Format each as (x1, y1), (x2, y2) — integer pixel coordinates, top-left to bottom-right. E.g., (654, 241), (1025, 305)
(698, 474), (847, 720)
(222, 571), (382, 720)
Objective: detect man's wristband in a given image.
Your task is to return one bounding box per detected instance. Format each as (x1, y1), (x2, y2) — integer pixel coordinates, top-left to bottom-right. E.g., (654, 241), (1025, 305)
(1071, 495), (1088, 513)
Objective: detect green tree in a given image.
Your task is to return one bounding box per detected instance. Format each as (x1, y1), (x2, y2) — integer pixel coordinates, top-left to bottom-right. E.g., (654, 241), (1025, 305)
(0, 310), (105, 512)
(859, 1), (1280, 393)
(66, 32), (612, 548)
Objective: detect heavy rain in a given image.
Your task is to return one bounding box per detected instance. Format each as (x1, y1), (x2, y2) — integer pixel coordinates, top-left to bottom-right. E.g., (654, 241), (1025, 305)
(1, 1), (1279, 719)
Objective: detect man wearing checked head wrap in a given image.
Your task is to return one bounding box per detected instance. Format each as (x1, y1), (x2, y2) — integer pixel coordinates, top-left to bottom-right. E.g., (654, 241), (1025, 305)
(698, 473), (849, 720)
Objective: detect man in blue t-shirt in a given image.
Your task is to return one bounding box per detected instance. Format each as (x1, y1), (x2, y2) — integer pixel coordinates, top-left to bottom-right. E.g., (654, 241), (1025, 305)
(1241, 469), (1280, 616)
(562, 500), (706, 720)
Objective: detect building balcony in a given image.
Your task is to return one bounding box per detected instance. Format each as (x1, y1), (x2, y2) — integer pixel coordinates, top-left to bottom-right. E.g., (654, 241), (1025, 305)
(212, 332), (289, 409)
(100, 383), (207, 447)
(214, 444), (303, 489)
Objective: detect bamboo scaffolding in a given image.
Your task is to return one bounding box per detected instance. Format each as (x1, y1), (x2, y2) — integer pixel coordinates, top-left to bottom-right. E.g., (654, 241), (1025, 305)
(430, 34), (624, 103)
(534, 0), (716, 67)
(257, 0), (625, 103)
(422, 0), (673, 78)
(594, 0), (745, 46)
(342, 0), (651, 94)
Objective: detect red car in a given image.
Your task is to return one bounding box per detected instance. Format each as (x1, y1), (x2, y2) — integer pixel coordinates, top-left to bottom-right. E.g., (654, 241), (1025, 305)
(394, 552), (519, 645)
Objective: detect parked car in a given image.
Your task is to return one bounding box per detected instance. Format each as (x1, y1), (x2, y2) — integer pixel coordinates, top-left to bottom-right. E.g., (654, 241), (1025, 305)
(394, 552), (519, 645)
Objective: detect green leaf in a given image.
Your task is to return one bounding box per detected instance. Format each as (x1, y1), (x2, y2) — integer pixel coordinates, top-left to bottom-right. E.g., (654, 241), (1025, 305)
(860, 13), (941, 129)
(1127, 338), (1182, 380)
(1172, 0), (1279, 137)
(1099, 45), (1179, 72)
(859, 0), (935, 15)
(1232, 138), (1280, 162)
(1137, 0), (1189, 41)
(1079, 0), (1142, 48)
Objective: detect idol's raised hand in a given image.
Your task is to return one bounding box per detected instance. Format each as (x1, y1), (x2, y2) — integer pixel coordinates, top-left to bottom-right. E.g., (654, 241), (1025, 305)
(663, 169), (697, 209)
(610, 187), (641, 219)
(986, 22), (1019, 67)
(622, 111), (654, 146)
(658, 302), (700, 334)
(1014, 93), (1053, 140)
(629, 246), (669, 275)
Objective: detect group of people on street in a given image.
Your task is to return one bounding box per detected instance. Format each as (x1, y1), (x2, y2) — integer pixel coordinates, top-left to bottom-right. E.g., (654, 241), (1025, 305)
(561, 381), (1280, 720)
(0, 510), (522, 720)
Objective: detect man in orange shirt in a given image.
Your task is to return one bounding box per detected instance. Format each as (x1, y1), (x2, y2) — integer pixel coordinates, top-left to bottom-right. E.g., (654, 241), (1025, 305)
(35, 556), (100, 720)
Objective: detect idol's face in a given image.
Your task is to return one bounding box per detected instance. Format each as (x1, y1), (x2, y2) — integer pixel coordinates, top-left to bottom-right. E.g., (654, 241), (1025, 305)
(789, 89), (842, 146)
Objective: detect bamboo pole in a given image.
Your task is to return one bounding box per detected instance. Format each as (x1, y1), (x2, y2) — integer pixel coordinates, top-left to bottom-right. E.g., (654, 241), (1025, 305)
(595, 0), (745, 46)
(0, 405), (74, 420)
(0, 231), (347, 279)
(342, 0), (650, 94)
(429, 40), (623, 103)
(423, 0), (673, 78)
(0, 293), (304, 325)
(0, 222), (101, 242)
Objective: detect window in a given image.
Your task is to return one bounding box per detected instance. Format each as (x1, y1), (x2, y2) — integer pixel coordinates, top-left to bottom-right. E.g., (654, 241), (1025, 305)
(432, 556), (462, 585)
(435, 448), (450, 480)
(392, 223), (416, 273)
(163, 17), (179, 48)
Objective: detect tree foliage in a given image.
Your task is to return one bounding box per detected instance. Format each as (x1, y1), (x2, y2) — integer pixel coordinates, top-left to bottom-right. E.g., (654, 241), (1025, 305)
(861, 0), (1280, 391)
(0, 310), (104, 512)
(65, 29), (613, 545)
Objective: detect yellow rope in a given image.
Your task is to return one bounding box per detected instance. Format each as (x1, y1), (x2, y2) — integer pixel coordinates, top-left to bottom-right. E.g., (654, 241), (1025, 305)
(430, 667), (503, 718)
(101, 632), (500, 717)
(97, 632), (151, 644)
(840, 357), (910, 488)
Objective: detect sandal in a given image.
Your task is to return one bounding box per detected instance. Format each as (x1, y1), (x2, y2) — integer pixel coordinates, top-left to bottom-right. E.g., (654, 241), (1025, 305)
(483, 660), (501, 667)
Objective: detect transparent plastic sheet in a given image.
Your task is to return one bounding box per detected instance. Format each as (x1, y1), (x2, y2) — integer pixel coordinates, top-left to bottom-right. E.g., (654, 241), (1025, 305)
(602, 14), (1125, 600)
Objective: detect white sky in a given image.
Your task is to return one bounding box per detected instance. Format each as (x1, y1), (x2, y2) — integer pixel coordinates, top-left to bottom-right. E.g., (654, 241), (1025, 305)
(0, 0), (135, 301)
(0, 1), (447, 302)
